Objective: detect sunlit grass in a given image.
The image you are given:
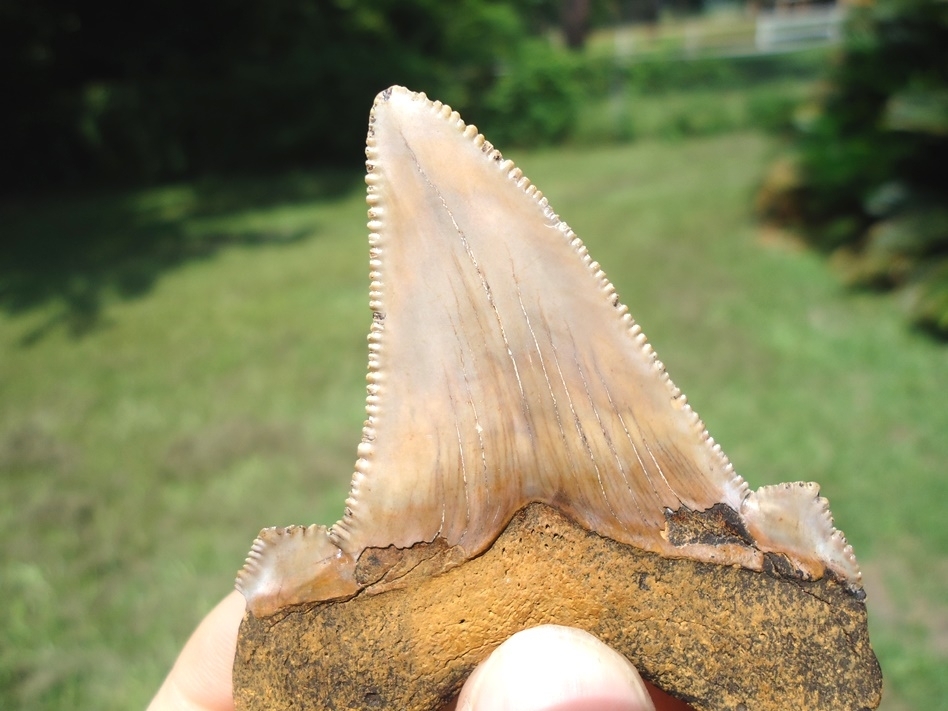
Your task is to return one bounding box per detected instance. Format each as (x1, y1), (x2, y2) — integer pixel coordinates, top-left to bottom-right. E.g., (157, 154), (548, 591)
(1, 131), (945, 710)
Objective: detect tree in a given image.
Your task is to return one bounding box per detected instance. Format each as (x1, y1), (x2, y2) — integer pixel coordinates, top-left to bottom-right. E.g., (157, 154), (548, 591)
(562, 0), (593, 49)
(0, 0), (580, 192)
(758, 0), (948, 336)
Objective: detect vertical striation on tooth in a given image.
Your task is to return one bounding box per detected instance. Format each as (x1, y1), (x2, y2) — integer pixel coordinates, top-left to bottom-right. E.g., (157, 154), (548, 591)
(236, 86), (863, 618)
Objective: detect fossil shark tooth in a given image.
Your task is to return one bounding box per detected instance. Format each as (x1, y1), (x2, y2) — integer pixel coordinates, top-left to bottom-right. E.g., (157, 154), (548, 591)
(233, 86), (881, 711)
(235, 86), (862, 620)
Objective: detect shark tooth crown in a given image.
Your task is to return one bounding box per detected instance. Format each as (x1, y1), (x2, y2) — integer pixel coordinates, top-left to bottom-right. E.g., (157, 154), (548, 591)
(236, 86), (861, 618)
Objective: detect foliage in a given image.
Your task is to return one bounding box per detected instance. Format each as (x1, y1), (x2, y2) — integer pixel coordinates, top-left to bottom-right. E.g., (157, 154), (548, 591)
(757, 0), (948, 336)
(567, 43), (824, 100)
(1, 0), (580, 192)
(575, 78), (816, 144)
(570, 48), (826, 144)
(4, 0), (833, 194)
(479, 39), (583, 146)
(600, 50), (828, 94)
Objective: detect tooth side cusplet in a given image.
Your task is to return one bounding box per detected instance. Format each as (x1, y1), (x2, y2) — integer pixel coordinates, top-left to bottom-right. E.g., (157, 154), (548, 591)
(236, 524), (358, 617)
(236, 86), (863, 617)
(742, 482), (862, 587)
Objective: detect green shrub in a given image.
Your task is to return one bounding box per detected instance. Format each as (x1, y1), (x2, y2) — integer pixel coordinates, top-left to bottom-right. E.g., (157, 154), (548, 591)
(574, 77), (816, 146)
(746, 88), (801, 134)
(1, 0), (574, 192)
(581, 48), (829, 96)
(757, 0), (948, 336)
(477, 40), (583, 147)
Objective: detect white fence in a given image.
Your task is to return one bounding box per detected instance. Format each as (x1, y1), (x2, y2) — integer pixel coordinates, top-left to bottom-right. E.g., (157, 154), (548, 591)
(607, 3), (844, 60)
(755, 4), (844, 52)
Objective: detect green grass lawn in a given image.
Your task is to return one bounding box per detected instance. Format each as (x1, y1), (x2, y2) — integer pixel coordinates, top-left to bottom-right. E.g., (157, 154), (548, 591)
(2, 130), (945, 710)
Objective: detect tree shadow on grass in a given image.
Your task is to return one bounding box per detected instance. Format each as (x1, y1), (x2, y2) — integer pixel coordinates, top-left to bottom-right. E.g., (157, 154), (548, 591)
(0, 168), (363, 345)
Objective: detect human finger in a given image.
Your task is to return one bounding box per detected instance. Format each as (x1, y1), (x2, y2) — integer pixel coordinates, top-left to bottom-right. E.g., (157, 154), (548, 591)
(146, 590), (245, 711)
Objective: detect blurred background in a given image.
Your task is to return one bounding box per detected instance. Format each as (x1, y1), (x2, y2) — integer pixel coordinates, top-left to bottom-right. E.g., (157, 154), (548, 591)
(1, 0), (945, 709)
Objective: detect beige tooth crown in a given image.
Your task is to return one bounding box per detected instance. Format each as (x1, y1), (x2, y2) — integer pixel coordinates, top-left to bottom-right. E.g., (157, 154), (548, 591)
(236, 86), (861, 619)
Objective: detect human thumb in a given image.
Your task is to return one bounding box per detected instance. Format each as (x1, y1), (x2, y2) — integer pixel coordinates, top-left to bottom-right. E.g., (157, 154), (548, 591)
(456, 624), (655, 711)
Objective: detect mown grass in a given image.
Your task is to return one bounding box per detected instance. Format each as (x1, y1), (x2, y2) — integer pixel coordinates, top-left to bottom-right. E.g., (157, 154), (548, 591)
(2, 130), (945, 710)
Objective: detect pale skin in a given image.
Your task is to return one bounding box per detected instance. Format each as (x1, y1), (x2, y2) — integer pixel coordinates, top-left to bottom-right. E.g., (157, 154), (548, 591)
(148, 592), (695, 711)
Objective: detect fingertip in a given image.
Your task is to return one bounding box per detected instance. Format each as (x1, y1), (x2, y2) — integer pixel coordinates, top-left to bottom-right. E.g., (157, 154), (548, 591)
(148, 591), (246, 711)
(456, 625), (655, 711)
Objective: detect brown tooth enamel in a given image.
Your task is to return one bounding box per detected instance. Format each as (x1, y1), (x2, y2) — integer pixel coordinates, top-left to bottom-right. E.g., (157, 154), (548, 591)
(234, 86), (881, 711)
